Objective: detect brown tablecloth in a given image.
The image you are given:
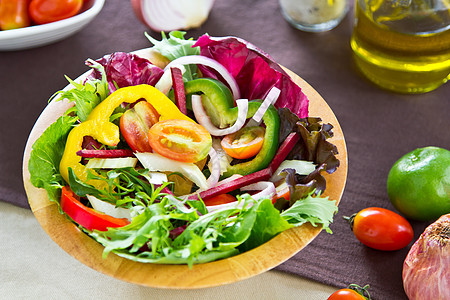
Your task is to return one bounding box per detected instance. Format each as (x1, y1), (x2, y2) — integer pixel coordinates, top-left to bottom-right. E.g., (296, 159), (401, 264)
(1, 0), (448, 299)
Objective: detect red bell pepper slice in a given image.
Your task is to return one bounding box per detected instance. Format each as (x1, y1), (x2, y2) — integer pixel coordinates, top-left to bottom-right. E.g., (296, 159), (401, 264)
(60, 186), (130, 231)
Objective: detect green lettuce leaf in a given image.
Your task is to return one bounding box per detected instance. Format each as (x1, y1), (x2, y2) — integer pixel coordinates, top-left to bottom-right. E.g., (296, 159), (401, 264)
(28, 114), (78, 202)
(146, 31), (200, 81)
(29, 60), (110, 202)
(281, 192), (338, 234)
(238, 198), (293, 252)
(88, 192), (336, 265)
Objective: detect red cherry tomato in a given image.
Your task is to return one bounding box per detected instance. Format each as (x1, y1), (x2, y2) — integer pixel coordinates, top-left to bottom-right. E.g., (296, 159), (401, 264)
(29, 0), (83, 25)
(328, 289), (366, 300)
(345, 207), (414, 251)
(221, 126), (265, 159)
(60, 186), (130, 232)
(120, 101), (160, 153)
(328, 284), (370, 300)
(148, 119), (212, 163)
(204, 194), (237, 206)
(0, 0), (30, 30)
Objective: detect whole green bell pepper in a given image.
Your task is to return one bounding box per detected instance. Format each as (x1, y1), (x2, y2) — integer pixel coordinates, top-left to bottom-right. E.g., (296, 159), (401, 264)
(184, 78), (280, 177)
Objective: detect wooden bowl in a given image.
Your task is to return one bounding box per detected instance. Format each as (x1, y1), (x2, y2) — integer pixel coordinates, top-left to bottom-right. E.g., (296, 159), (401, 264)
(22, 48), (347, 289)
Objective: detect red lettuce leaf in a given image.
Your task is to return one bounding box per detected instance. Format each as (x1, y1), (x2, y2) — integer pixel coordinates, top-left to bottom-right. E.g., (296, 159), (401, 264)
(90, 52), (164, 93)
(193, 35), (309, 118)
(278, 108), (339, 174)
(274, 109), (340, 210)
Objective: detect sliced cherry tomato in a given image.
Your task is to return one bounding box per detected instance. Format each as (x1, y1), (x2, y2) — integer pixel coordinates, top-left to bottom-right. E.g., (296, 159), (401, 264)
(120, 101), (160, 152)
(29, 0), (83, 25)
(204, 194), (237, 206)
(328, 284), (370, 300)
(221, 126), (265, 159)
(148, 119), (212, 163)
(345, 207), (414, 251)
(60, 186), (130, 231)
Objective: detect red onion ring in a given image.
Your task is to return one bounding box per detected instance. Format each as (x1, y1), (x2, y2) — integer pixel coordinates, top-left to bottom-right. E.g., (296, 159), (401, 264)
(165, 55), (241, 100)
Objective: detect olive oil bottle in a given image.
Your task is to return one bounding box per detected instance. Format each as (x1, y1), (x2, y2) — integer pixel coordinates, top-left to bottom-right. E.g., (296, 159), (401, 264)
(351, 0), (450, 93)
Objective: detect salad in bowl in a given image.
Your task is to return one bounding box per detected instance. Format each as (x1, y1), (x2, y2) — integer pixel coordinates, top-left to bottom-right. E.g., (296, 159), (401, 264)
(27, 32), (341, 267)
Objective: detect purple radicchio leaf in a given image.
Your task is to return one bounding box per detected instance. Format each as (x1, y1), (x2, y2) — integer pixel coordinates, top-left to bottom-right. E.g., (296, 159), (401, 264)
(193, 35), (309, 118)
(89, 52), (164, 93)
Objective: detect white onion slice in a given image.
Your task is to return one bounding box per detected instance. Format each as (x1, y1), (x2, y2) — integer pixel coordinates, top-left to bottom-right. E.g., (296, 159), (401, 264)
(135, 152), (208, 189)
(205, 180), (275, 212)
(270, 160), (317, 182)
(86, 195), (132, 221)
(241, 181), (276, 201)
(146, 172), (168, 185)
(211, 138), (233, 175)
(206, 147), (220, 188)
(85, 157), (138, 169)
(164, 55), (241, 100)
(154, 65), (186, 95)
(192, 95), (248, 136)
(247, 87), (281, 127)
(205, 200), (244, 213)
(216, 174), (243, 186)
(132, 0), (215, 32)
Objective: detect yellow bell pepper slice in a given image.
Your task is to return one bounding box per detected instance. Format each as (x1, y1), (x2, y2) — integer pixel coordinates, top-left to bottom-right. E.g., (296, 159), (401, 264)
(59, 84), (192, 188)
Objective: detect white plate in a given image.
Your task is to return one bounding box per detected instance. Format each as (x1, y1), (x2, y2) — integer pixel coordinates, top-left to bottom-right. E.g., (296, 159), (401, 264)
(0, 0), (105, 51)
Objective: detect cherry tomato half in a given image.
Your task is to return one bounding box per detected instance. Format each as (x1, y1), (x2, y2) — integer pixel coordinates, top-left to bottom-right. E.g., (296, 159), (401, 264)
(60, 186), (129, 231)
(120, 101), (160, 152)
(345, 207), (414, 251)
(221, 126), (265, 159)
(29, 0), (83, 25)
(148, 119), (212, 163)
(204, 194), (237, 206)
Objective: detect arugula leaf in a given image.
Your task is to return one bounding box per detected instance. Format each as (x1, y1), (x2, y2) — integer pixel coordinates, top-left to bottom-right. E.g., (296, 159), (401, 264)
(88, 192), (337, 265)
(281, 192), (338, 234)
(69, 167), (170, 207)
(51, 60), (110, 122)
(146, 31), (200, 81)
(146, 31), (200, 61)
(28, 114), (78, 202)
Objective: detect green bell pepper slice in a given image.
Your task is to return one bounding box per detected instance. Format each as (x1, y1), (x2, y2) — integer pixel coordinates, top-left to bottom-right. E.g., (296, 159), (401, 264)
(184, 78), (280, 177)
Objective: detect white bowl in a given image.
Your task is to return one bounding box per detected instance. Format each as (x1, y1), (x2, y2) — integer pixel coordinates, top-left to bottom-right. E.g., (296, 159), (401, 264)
(0, 0), (105, 51)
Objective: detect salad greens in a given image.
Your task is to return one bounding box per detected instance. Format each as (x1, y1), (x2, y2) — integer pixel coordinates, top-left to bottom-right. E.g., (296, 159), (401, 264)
(90, 193), (335, 267)
(29, 114), (78, 203)
(146, 31), (200, 81)
(28, 31), (340, 265)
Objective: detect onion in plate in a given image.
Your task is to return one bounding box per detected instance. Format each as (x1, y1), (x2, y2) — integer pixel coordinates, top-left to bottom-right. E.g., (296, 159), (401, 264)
(131, 0), (215, 31)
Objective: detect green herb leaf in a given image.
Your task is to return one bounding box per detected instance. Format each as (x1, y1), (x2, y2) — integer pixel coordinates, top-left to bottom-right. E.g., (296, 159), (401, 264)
(146, 31), (200, 81)
(28, 114), (78, 202)
(281, 192), (338, 234)
(51, 60), (110, 122)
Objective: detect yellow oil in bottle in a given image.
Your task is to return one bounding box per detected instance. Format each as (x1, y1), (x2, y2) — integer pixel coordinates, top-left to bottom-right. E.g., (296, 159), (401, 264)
(351, 1), (450, 93)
